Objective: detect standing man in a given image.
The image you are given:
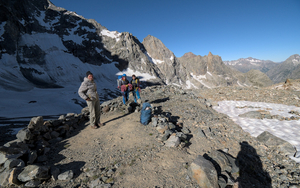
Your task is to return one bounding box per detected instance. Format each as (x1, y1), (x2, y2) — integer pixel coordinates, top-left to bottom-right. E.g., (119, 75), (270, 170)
(130, 74), (141, 103)
(78, 71), (102, 129)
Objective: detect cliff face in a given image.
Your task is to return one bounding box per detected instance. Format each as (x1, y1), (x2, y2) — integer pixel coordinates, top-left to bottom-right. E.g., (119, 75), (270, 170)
(142, 35), (188, 85)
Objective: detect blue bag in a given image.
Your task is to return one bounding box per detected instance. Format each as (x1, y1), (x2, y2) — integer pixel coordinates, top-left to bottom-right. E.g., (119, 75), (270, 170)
(140, 103), (152, 125)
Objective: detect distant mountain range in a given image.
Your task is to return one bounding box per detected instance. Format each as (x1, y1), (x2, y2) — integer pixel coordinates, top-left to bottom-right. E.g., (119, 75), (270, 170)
(223, 57), (278, 73)
(224, 55), (300, 83)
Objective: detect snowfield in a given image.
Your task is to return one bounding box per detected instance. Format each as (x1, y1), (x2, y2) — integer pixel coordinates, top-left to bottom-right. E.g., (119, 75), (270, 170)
(214, 100), (300, 162)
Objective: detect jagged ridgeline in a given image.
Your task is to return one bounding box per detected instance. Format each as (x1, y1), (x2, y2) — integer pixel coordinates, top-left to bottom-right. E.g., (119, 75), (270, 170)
(0, 0), (279, 95)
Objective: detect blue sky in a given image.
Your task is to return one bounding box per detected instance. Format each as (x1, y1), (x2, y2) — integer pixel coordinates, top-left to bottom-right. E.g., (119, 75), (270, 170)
(51, 0), (300, 62)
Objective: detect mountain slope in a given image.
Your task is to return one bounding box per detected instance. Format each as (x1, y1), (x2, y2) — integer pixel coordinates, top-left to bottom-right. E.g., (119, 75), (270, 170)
(266, 54), (300, 83)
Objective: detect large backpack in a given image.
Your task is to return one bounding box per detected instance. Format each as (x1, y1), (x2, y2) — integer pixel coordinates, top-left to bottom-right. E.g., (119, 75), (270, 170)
(140, 102), (152, 125)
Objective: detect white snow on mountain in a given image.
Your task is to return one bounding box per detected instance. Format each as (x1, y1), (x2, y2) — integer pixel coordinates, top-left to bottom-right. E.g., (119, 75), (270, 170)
(116, 68), (156, 81)
(185, 80), (198, 89)
(190, 73), (211, 88)
(145, 52), (164, 64)
(35, 11), (59, 29)
(248, 58), (261, 63)
(100, 29), (122, 42)
(292, 58), (300, 66)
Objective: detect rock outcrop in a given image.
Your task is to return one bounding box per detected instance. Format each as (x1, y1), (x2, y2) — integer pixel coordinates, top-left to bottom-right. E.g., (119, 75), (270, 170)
(244, 69), (274, 87)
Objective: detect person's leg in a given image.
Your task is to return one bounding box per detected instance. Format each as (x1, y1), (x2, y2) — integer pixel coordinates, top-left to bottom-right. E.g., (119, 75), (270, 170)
(121, 91), (126, 104)
(132, 90), (137, 103)
(94, 99), (101, 126)
(87, 100), (96, 127)
(125, 91), (129, 102)
(136, 89), (141, 100)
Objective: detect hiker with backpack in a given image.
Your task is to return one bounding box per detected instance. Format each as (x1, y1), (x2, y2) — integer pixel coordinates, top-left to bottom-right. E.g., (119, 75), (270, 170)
(130, 74), (141, 103)
(78, 71), (102, 129)
(120, 74), (132, 105)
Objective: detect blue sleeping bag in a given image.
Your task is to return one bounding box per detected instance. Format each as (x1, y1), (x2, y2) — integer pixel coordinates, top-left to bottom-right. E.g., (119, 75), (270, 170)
(140, 102), (152, 125)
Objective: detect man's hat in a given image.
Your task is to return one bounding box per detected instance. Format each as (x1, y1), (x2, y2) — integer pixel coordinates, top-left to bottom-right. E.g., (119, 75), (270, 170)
(86, 71), (93, 77)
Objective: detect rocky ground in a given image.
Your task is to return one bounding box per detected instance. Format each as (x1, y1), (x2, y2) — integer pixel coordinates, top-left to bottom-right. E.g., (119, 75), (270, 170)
(1, 82), (300, 188)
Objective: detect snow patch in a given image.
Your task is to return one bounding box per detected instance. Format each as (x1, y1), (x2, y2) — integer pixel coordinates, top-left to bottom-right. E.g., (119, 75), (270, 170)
(190, 73), (211, 88)
(21, 33), (68, 52)
(248, 59), (261, 63)
(170, 55), (174, 61)
(100, 29), (121, 42)
(152, 59), (164, 64)
(292, 59), (300, 66)
(186, 80), (198, 89)
(237, 81), (244, 87)
(116, 68), (156, 81)
(214, 101), (300, 162)
(35, 11), (60, 30)
(207, 71), (213, 76)
(191, 73), (206, 79)
(146, 52), (164, 64)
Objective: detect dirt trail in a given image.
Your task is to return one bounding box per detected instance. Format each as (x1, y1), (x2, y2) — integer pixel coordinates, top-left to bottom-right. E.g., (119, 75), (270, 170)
(48, 108), (196, 188)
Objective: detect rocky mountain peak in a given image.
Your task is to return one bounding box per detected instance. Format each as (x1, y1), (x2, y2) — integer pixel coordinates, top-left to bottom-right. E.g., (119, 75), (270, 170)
(208, 51), (213, 57)
(182, 52), (196, 58)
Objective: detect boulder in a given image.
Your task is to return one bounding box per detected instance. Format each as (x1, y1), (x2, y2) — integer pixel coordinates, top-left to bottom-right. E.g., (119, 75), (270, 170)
(207, 150), (239, 173)
(257, 131), (296, 156)
(18, 165), (50, 182)
(188, 155), (219, 188)
(4, 158), (25, 169)
(28, 116), (44, 131)
(0, 146), (26, 165)
(8, 168), (23, 186)
(58, 170), (74, 181)
(24, 180), (41, 187)
(16, 128), (33, 142)
(151, 116), (158, 127)
(238, 111), (262, 119)
(164, 134), (180, 147)
(0, 168), (13, 187)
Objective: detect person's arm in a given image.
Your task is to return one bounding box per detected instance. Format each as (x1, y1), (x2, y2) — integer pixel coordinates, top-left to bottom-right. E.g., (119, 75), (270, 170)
(78, 82), (90, 100)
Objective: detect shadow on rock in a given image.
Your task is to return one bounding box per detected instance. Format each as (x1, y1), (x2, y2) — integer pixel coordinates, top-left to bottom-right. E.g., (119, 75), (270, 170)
(235, 141), (271, 188)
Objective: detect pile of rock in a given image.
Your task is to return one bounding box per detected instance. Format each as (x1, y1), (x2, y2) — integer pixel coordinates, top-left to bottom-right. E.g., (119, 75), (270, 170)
(0, 113), (88, 187)
(151, 114), (189, 148)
